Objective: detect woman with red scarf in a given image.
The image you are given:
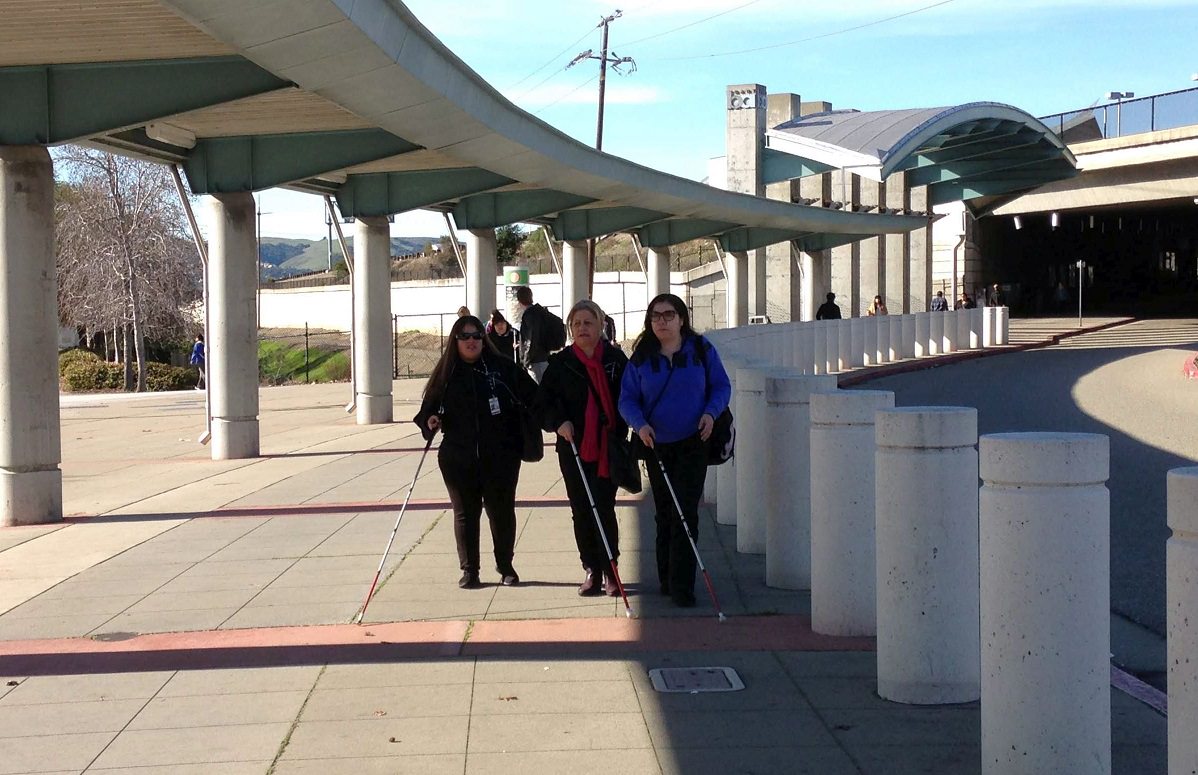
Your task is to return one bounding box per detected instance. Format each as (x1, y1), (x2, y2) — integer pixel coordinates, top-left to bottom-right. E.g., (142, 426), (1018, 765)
(535, 300), (629, 596)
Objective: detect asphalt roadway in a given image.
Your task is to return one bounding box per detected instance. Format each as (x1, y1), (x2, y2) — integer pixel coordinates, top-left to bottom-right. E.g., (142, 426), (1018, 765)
(860, 318), (1198, 686)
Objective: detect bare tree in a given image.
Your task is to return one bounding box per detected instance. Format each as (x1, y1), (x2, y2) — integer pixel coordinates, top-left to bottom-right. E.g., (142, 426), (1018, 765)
(54, 148), (201, 390)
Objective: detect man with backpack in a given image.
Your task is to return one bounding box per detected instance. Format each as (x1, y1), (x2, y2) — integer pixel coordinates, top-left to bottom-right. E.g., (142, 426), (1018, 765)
(514, 286), (565, 383)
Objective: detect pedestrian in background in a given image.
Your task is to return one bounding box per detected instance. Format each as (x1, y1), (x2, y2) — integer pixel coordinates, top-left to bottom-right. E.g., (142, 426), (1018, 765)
(189, 334), (205, 390)
(867, 295), (888, 316)
(816, 292), (842, 320)
(486, 309), (517, 361)
(931, 291), (949, 311)
(535, 300), (629, 597)
(619, 293), (731, 608)
(415, 315), (537, 589)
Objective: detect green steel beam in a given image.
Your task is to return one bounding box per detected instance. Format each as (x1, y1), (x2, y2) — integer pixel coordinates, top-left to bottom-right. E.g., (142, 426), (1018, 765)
(0, 57), (289, 145)
(550, 207), (668, 241)
(335, 168), (514, 217)
(183, 129), (419, 194)
(636, 218), (738, 248)
(903, 150), (1066, 187)
(892, 126), (1037, 171)
(719, 227), (807, 253)
(452, 189), (595, 229)
(762, 149), (836, 184)
(927, 168), (1077, 206)
(796, 232), (879, 252)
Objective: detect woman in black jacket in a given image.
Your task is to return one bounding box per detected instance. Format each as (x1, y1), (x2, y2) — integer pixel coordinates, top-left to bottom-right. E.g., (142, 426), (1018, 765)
(415, 315), (538, 589)
(486, 309), (517, 361)
(535, 300), (629, 596)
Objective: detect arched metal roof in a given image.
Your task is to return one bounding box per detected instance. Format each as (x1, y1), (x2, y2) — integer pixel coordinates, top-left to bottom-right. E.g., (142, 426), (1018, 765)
(765, 102), (1077, 207)
(0, 0), (925, 253)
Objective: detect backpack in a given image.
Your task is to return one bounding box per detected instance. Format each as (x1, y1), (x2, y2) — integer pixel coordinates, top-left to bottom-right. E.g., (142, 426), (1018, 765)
(540, 307), (567, 352)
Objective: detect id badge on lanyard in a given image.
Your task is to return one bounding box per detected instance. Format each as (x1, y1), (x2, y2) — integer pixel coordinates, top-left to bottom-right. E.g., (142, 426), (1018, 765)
(482, 361), (501, 415)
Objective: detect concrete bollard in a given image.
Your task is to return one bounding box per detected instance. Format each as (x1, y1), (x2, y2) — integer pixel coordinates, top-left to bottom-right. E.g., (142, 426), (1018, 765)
(833, 319), (848, 372)
(716, 353), (762, 525)
(914, 313), (929, 357)
(863, 317), (878, 366)
(902, 314), (916, 359)
(942, 310), (958, 353)
(980, 433), (1111, 775)
(810, 389), (895, 635)
(956, 307), (972, 351)
(875, 317), (890, 364)
(849, 318), (865, 368)
(736, 366), (799, 552)
(1168, 467), (1198, 775)
(764, 375), (838, 589)
(889, 314), (902, 362)
(982, 307), (996, 347)
(969, 307), (983, 349)
(812, 321), (827, 375)
(996, 306), (1009, 345)
(876, 407), (979, 705)
(928, 312), (943, 356)
(797, 325), (815, 374)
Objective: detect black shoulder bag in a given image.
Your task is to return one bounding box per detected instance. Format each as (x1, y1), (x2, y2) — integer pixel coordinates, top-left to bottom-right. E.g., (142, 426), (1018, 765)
(489, 362), (544, 463)
(573, 362), (642, 494)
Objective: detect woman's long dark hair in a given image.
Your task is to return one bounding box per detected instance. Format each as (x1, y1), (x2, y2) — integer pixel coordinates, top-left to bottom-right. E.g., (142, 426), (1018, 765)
(630, 293), (699, 363)
(423, 314), (499, 400)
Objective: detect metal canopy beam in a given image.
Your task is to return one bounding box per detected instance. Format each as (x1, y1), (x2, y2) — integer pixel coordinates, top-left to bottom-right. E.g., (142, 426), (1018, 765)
(902, 132), (1047, 170)
(0, 57), (289, 145)
(335, 168), (514, 217)
(550, 206), (668, 241)
(719, 227), (808, 253)
(762, 149), (836, 184)
(184, 129), (419, 194)
(452, 189), (595, 230)
(927, 168), (1077, 206)
(637, 218), (738, 248)
(903, 150), (1067, 187)
(796, 232), (881, 252)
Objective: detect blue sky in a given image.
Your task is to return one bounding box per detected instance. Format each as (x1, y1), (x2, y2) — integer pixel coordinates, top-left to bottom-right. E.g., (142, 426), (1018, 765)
(251, 0), (1198, 240)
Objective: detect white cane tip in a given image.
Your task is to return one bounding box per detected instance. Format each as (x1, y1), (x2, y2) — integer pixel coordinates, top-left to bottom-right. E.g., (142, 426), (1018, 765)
(625, 609), (634, 619)
(717, 613), (727, 623)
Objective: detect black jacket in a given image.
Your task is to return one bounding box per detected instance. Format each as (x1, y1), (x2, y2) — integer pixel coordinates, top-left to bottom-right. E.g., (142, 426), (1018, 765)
(535, 342), (629, 453)
(517, 304), (551, 365)
(487, 327), (517, 361)
(414, 352), (538, 462)
(815, 301), (841, 320)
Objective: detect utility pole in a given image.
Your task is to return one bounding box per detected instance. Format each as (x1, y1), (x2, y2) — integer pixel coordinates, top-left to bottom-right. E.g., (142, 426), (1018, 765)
(568, 10), (636, 297)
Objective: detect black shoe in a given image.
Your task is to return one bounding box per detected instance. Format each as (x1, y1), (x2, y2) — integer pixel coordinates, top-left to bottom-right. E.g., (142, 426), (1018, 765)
(497, 566), (520, 586)
(672, 591), (696, 608)
(459, 571), (481, 589)
(578, 570), (603, 597)
(603, 574), (620, 597)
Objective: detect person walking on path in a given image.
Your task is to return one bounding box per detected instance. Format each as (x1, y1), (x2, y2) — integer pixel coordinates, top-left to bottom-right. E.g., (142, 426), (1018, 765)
(515, 286), (564, 383)
(930, 290), (949, 311)
(535, 300), (629, 597)
(415, 315), (537, 589)
(815, 292), (841, 320)
(619, 293), (731, 607)
(867, 295), (888, 316)
(486, 309), (517, 361)
(189, 334), (205, 390)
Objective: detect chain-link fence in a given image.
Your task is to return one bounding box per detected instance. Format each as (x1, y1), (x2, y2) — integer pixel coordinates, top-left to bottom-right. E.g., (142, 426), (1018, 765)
(391, 312), (455, 379)
(258, 326), (351, 385)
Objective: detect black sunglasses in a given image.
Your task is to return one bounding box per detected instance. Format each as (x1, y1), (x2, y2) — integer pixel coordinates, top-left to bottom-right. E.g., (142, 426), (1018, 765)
(455, 331), (484, 341)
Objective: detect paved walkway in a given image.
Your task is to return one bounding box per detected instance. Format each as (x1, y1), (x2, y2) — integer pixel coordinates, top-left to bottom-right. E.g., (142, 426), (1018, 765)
(0, 318), (1168, 773)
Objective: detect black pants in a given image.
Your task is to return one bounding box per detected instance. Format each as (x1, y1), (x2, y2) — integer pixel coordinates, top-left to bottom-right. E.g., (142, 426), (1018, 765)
(439, 451), (520, 574)
(558, 448), (619, 574)
(645, 434), (708, 603)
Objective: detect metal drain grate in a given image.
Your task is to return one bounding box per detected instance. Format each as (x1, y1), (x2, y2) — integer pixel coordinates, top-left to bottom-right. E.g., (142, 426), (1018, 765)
(648, 666), (745, 693)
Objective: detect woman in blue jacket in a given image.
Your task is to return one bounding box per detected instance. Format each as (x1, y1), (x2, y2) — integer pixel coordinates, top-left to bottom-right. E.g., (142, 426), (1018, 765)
(619, 293), (731, 607)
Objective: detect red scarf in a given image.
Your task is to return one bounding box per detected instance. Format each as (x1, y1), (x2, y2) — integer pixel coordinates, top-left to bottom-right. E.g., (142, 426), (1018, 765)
(574, 342), (614, 478)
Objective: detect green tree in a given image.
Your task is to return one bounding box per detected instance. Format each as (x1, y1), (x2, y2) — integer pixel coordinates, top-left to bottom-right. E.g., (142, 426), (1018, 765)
(495, 224), (527, 263)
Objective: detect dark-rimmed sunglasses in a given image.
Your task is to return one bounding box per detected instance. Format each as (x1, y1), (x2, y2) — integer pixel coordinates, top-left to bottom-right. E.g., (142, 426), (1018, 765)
(649, 310), (678, 322)
(454, 331), (484, 341)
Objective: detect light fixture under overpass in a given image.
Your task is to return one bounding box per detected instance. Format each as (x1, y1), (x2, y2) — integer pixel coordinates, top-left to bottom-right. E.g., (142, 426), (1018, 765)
(1050, 212), (1061, 230)
(1013, 215), (1023, 230)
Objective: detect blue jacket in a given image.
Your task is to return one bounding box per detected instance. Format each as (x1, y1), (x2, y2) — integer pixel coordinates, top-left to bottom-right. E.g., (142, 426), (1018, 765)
(189, 341), (205, 367)
(618, 335), (731, 444)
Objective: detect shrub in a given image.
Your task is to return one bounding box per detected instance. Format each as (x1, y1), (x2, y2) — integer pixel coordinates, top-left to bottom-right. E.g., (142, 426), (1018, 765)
(60, 359), (122, 392)
(142, 361), (198, 391)
(58, 348), (101, 370)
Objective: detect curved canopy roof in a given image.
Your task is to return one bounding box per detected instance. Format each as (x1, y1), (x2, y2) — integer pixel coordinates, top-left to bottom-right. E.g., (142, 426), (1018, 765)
(765, 103), (1077, 208)
(0, 0), (924, 253)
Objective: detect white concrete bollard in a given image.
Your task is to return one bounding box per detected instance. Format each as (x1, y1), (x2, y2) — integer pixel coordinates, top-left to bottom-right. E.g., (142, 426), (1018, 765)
(876, 407), (980, 705)
(982, 307), (996, 347)
(980, 433), (1111, 775)
(874, 317), (890, 364)
(956, 307), (972, 351)
(838, 318), (852, 372)
(863, 317), (878, 366)
(942, 310), (958, 353)
(737, 366), (799, 552)
(810, 389), (895, 635)
(849, 318), (865, 368)
(765, 375), (838, 589)
(997, 306), (1009, 345)
(888, 315), (902, 362)
(914, 314), (929, 357)
(716, 353), (762, 525)
(901, 314), (916, 359)
(812, 321), (827, 375)
(969, 307), (983, 349)
(1168, 467), (1198, 775)
(928, 312), (943, 356)
(797, 325), (815, 374)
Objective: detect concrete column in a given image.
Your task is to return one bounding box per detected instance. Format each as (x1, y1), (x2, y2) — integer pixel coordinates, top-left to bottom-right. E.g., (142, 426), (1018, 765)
(980, 433), (1111, 775)
(901, 314), (916, 359)
(561, 239), (588, 310)
(914, 314), (929, 357)
(765, 374), (837, 589)
(810, 389), (895, 635)
(859, 180), (884, 309)
(1168, 467), (1198, 775)
(942, 310), (957, 353)
(885, 172), (911, 313)
(647, 246), (670, 305)
(969, 307), (983, 349)
(750, 249), (768, 320)
(876, 407), (979, 704)
(726, 250), (749, 327)
(997, 306), (1009, 345)
(909, 187), (932, 314)
(466, 228), (498, 317)
(849, 317), (865, 368)
(0, 147), (62, 525)
(716, 353), (761, 526)
(838, 319), (851, 371)
(928, 312), (943, 356)
(738, 366), (795, 553)
(353, 217), (394, 425)
(862, 316), (878, 367)
(812, 322), (827, 374)
(209, 193), (261, 460)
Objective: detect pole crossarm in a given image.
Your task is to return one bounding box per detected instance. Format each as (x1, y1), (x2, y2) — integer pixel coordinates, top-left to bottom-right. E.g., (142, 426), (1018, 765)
(0, 57), (290, 145)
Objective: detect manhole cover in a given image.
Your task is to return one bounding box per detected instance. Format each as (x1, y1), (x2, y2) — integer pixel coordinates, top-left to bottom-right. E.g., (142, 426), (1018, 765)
(648, 666), (744, 693)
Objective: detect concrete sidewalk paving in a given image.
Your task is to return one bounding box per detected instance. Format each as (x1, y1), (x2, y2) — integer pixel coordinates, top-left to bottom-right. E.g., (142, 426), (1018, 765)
(0, 326), (1168, 773)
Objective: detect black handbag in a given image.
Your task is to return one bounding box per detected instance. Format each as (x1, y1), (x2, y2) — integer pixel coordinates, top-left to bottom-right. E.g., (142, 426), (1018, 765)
(576, 364), (642, 494)
(493, 371), (544, 463)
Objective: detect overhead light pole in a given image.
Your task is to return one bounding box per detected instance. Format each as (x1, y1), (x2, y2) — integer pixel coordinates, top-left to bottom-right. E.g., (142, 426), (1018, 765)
(1106, 91), (1134, 137)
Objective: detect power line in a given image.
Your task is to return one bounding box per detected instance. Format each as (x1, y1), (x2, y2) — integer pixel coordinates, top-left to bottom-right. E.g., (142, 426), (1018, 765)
(532, 73), (600, 115)
(506, 27), (595, 91)
(660, 0), (960, 61)
(620, 0), (766, 48)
